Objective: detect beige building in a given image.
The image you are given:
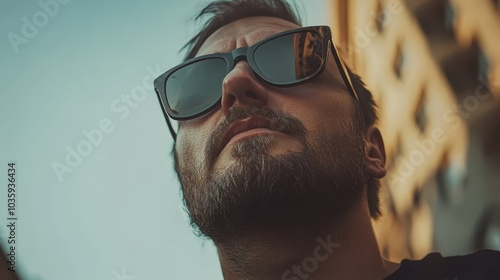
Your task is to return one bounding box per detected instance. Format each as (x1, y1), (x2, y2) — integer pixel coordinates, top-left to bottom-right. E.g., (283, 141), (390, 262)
(328, 0), (500, 261)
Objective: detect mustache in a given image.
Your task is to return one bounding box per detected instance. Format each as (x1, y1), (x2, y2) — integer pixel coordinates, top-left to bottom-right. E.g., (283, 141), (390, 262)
(205, 105), (307, 163)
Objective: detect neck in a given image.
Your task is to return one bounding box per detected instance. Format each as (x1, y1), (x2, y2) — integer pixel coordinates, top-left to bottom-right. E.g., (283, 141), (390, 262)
(215, 198), (399, 280)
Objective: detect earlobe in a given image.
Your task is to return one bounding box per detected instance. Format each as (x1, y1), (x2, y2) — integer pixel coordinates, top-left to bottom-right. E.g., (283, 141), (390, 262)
(364, 126), (386, 179)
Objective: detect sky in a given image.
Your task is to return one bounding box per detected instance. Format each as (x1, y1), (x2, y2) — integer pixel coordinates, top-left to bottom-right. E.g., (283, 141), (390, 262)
(0, 0), (330, 279)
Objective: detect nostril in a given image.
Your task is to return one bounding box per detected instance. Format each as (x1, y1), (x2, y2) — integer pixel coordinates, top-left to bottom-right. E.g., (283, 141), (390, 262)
(219, 89), (236, 111)
(225, 94), (236, 108)
(244, 90), (260, 100)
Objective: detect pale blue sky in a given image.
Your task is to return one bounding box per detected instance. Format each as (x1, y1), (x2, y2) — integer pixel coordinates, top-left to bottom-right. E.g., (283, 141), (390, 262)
(0, 0), (329, 279)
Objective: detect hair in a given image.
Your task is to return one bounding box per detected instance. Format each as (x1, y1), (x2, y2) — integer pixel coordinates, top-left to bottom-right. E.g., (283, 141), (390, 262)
(177, 0), (382, 219)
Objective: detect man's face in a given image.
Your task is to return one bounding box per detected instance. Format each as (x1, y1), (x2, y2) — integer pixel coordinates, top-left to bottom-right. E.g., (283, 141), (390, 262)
(174, 17), (370, 241)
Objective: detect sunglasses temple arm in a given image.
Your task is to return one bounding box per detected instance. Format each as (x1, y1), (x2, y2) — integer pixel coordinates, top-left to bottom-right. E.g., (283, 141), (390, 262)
(329, 41), (360, 102)
(155, 89), (177, 141)
(166, 117), (177, 141)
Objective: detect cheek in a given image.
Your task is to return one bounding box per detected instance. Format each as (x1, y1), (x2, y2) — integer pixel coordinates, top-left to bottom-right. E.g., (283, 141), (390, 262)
(176, 122), (212, 167)
(278, 91), (355, 136)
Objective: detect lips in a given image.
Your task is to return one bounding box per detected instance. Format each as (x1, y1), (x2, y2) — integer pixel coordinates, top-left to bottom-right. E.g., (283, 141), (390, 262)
(215, 116), (289, 156)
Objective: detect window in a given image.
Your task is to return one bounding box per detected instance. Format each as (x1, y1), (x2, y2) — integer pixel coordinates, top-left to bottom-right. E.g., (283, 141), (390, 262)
(393, 43), (405, 79)
(414, 89), (427, 133)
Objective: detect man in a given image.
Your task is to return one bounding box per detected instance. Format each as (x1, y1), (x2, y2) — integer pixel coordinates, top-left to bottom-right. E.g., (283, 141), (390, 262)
(0, 244), (19, 280)
(154, 0), (500, 279)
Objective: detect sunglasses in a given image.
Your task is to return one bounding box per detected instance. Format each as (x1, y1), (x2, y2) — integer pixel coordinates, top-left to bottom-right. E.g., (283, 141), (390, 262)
(154, 25), (359, 140)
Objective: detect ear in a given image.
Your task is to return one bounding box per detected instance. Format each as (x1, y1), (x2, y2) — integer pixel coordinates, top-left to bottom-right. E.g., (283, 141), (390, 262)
(364, 126), (386, 179)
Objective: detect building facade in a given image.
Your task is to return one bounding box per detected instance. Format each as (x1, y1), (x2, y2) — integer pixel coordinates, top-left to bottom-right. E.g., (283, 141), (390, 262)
(328, 0), (500, 261)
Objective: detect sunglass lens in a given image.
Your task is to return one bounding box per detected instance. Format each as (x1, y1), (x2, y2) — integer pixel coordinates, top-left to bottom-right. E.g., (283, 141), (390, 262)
(253, 31), (325, 85)
(165, 57), (227, 118)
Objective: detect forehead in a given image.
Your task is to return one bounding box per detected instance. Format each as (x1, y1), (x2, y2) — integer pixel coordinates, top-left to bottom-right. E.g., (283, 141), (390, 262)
(197, 16), (301, 56)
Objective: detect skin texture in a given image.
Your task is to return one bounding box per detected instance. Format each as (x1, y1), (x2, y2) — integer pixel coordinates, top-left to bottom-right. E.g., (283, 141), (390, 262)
(175, 16), (400, 280)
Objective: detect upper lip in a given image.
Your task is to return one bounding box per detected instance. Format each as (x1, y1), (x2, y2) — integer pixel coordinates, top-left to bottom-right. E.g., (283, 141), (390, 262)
(216, 116), (288, 154)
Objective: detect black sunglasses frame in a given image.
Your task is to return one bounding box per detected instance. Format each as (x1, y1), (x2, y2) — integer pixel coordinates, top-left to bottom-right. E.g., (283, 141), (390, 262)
(154, 25), (359, 140)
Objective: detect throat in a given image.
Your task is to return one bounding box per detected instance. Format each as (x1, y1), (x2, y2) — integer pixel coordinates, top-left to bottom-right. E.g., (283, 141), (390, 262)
(217, 227), (346, 280)
(215, 200), (389, 280)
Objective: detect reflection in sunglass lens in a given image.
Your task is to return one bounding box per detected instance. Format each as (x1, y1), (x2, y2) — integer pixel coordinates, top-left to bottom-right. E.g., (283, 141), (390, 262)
(166, 58), (227, 118)
(253, 31), (324, 84)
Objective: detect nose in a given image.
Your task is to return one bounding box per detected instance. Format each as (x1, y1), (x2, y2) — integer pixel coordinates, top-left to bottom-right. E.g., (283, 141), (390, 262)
(220, 61), (269, 114)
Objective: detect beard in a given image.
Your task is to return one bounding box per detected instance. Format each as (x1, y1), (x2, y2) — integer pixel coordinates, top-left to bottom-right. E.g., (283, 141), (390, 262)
(175, 105), (369, 244)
